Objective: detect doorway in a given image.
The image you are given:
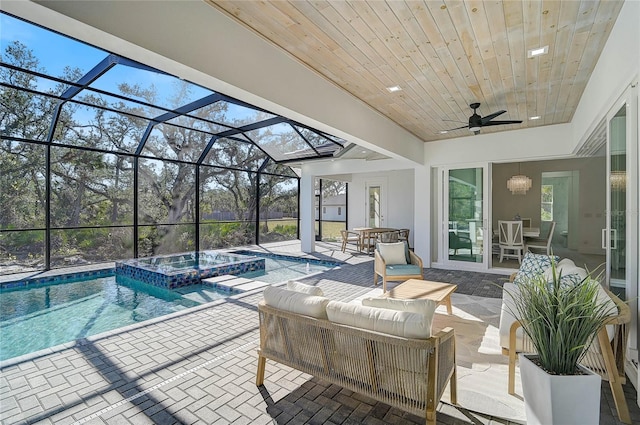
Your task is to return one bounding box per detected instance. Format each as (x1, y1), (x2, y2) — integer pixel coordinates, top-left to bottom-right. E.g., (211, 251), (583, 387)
(365, 179), (387, 228)
(443, 166), (487, 269)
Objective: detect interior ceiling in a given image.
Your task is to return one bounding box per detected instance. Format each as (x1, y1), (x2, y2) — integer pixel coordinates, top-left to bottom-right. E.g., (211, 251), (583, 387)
(207, 0), (623, 143)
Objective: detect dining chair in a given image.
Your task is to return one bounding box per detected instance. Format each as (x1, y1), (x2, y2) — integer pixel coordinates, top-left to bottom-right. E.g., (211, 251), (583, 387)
(340, 229), (361, 252)
(520, 218), (532, 228)
(377, 230), (399, 243)
(397, 228), (410, 243)
(498, 220), (524, 263)
(525, 221), (556, 255)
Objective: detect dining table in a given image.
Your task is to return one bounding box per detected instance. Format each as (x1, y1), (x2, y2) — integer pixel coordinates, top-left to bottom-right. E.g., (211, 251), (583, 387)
(352, 227), (400, 254)
(522, 227), (540, 238)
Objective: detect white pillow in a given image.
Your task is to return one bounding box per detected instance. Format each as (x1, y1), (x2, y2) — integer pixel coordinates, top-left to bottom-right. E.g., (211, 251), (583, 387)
(263, 286), (329, 319)
(326, 300), (431, 339)
(378, 242), (407, 265)
(361, 297), (437, 320)
(542, 259), (588, 286)
(286, 280), (324, 296)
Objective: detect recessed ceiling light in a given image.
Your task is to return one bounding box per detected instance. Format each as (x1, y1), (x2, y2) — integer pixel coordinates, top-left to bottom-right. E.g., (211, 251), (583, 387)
(439, 130), (449, 134)
(529, 116), (541, 120)
(361, 150), (367, 154)
(386, 85), (402, 93)
(528, 46), (549, 58)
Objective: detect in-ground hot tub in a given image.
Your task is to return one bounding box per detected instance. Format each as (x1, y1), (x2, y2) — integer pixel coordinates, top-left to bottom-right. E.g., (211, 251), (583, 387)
(115, 251), (265, 289)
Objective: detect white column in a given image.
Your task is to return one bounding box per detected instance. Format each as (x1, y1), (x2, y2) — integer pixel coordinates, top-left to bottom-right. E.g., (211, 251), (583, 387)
(413, 165), (430, 265)
(299, 170), (315, 253)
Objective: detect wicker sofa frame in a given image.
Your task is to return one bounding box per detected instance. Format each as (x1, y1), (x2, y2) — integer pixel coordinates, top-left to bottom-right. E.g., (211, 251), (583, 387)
(256, 301), (457, 425)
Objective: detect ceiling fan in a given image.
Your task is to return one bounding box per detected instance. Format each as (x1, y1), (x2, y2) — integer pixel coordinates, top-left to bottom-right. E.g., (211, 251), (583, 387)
(444, 102), (522, 135)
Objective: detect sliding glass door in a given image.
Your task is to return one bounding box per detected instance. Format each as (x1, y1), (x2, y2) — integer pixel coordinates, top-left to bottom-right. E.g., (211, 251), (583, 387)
(607, 104), (627, 289)
(604, 86), (638, 375)
(444, 166), (487, 268)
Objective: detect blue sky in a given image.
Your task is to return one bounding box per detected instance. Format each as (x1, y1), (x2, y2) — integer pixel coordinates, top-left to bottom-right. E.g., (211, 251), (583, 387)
(0, 13), (213, 109)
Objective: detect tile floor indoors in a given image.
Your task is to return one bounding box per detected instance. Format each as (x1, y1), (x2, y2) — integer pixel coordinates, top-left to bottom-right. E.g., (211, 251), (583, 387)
(1, 241), (638, 425)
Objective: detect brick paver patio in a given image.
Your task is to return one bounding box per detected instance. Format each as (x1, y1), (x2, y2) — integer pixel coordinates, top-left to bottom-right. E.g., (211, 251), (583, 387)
(1, 241), (638, 424)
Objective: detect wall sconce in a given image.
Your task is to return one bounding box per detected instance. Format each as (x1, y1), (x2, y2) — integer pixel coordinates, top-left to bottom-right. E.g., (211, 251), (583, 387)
(507, 164), (532, 195)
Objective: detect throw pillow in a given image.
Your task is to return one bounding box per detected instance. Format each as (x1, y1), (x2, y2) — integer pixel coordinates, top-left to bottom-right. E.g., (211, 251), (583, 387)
(263, 286), (329, 319)
(541, 259), (588, 286)
(513, 251), (560, 284)
(326, 300), (431, 339)
(361, 297), (437, 319)
(378, 242), (407, 265)
(286, 280), (324, 296)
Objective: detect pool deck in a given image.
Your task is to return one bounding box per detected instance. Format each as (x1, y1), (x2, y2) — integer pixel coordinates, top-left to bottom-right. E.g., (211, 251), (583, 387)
(1, 240), (639, 424)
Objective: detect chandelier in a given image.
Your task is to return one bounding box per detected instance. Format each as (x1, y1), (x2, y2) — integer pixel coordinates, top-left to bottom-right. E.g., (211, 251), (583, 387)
(610, 171), (626, 191)
(507, 175), (532, 195)
(507, 163), (532, 195)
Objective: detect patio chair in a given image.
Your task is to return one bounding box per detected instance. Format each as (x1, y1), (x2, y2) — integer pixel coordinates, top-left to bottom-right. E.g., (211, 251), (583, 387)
(525, 221), (556, 255)
(374, 241), (423, 293)
(397, 228), (410, 244)
(340, 229), (360, 252)
(449, 231), (473, 256)
(498, 220), (524, 263)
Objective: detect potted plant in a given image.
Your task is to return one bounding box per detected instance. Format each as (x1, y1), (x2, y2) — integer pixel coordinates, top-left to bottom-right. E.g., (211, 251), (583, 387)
(506, 261), (615, 425)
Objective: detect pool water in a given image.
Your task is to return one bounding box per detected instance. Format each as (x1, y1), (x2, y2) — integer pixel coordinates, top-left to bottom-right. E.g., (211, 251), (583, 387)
(238, 256), (336, 283)
(0, 276), (206, 361)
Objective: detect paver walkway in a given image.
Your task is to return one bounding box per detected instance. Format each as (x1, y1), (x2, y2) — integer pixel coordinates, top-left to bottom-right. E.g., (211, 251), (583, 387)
(1, 241), (638, 425)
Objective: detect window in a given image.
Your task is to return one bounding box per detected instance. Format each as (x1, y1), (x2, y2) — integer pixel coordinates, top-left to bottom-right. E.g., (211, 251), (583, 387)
(541, 185), (553, 221)
(338, 207), (342, 216)
(323, 207), (326, 214)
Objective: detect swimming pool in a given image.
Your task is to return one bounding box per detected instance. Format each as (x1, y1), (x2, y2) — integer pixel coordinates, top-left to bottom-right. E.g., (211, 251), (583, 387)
(0, 275), (209, 362)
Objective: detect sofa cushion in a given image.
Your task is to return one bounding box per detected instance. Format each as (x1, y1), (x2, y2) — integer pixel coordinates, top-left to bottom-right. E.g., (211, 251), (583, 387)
(326, 300), (431, 339)
(378, 242), (407, 265)
(361, 297), (436, 328)
(385, 264), (421, 276)
(286, 280), (324, 296)
(263, 286), (329, 319)
(513, 252), (560, 284)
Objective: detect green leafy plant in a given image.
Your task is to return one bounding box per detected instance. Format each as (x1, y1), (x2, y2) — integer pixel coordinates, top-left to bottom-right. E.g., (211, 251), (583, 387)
(507, 261), (614, 375)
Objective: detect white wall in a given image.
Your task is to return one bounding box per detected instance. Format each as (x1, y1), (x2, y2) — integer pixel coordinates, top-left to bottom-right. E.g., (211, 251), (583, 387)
(348, 170), (415, 244)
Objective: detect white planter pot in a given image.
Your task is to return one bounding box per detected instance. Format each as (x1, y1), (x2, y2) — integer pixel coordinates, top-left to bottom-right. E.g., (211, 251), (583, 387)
(520, 353), (601, 425)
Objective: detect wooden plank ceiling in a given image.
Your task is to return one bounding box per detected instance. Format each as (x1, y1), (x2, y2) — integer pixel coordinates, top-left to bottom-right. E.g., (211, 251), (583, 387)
(206, 0), (623, 143)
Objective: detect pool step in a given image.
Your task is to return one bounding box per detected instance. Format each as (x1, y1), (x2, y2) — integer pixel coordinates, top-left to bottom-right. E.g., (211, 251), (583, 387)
(201, 275), (271, 293)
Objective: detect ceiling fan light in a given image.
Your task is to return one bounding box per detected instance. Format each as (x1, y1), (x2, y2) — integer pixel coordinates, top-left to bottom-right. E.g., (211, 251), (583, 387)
(469, 126), (481, 132)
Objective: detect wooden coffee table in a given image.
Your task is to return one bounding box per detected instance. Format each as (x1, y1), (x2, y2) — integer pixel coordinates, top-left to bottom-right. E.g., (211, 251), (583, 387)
(382, 279), (457, 315)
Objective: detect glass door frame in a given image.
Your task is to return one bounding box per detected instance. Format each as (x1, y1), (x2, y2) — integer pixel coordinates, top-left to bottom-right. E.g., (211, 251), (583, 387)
(438, 163), (490, 271)
(365, 178), (388, 228)
(604, 84), (638, 372)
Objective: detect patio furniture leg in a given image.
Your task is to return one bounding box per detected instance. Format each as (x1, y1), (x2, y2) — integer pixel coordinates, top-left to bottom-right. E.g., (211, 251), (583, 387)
(597, 328), (631, 424)
(445, 295), (453, 315)
(508, 321), (520, 395)
(256, 354), (266, 386)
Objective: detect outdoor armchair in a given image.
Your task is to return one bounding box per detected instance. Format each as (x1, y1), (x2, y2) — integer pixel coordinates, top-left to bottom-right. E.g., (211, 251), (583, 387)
(374, 241), (423, 293)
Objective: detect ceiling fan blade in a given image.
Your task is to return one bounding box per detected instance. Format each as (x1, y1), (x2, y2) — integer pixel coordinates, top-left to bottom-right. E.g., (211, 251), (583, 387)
(481, 120), (523, 127)
(481, 110), (506, 124)
(443, 125), (469, 131)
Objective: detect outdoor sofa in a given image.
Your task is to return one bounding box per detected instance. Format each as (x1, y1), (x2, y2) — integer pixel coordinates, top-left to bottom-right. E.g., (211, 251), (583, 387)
(256, 282), (456, 425)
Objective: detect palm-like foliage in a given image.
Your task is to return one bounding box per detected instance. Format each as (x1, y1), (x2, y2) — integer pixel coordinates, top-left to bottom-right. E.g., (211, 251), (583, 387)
(507, 261), (614, 375)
